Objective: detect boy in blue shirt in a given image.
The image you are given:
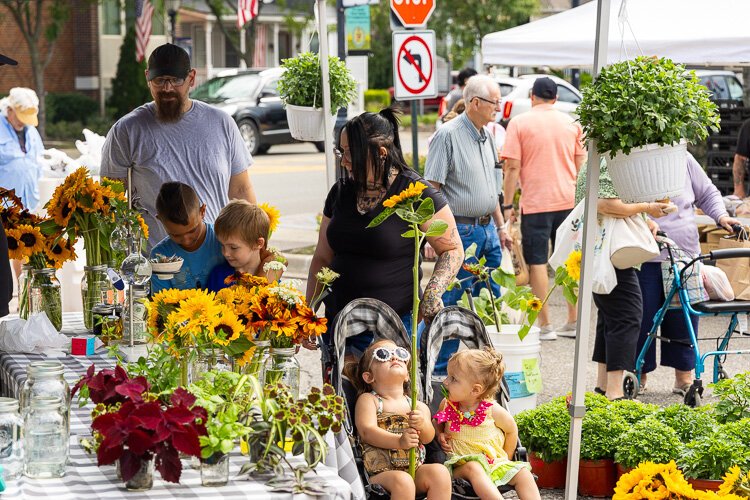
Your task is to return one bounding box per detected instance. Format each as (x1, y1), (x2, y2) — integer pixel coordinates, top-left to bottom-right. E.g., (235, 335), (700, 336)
(150, 182), (225, 293)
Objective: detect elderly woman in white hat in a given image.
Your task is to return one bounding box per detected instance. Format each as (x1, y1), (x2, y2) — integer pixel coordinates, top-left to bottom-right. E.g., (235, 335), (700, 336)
(0, 87), (44, 211)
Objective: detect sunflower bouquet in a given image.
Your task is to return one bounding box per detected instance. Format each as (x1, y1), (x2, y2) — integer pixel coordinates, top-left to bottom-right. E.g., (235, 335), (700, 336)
(0, 189), (76, 328)
(44, 168), (148, 328)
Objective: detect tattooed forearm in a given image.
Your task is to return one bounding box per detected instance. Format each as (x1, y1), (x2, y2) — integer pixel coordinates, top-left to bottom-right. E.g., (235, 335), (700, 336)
(425, 248), (461, 297)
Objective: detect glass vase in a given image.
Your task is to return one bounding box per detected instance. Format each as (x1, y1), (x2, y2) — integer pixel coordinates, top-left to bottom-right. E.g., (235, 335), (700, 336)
(262, 347), (300, 399)
(23, 396), (67, 479)
(29, 268), (62, 331)
(190, 351), (230, 384)
(200, 453), (229, 486)
(18, 264), (32, 320)
(81, 265), (112, 331)
(125, 457), (154, 491)
(240, 340), (270, 379)
(0, 397), (23, 480)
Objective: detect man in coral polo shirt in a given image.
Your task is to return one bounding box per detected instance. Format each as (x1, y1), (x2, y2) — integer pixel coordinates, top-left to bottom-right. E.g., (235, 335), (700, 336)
(501, 77), (586, 340)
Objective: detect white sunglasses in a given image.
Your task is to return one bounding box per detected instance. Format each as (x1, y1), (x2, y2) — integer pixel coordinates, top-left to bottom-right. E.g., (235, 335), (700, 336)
(372, 346), (411, 364)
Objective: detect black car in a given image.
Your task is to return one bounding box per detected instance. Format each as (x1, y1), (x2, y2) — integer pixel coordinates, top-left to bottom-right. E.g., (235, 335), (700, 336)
(192, 67), (344, 155)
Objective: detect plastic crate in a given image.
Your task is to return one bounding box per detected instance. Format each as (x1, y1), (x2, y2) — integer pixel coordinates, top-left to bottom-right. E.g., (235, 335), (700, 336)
(706, 151), (735, 168)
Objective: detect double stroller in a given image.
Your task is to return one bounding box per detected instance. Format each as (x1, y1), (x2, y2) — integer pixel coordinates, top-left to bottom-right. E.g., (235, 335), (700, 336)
(324, 298), (528, 499)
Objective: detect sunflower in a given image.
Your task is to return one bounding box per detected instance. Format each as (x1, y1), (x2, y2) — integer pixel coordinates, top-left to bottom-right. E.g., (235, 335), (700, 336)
(528, 298), (543, 312)
(564, 249), (582, 282)
(719, 466), (742, 496)
(16, 225), (45, 255)
(5, 228), (27, 260)
(47, 187), (76, 227)
(258, 202), (281, 236)
(44, 235), (76, 268)
(211, 305), (244, 346)
(382, 182), (427, 208)
(137, 214), (149, 240)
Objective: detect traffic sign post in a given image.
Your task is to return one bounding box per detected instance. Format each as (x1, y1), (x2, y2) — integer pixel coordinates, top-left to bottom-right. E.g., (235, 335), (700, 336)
(392, 30), (437, 100)
(390, 0), (435, 28)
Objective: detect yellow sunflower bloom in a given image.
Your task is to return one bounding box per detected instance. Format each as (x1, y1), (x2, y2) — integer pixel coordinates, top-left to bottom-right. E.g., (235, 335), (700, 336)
(382, 181), (428, 208)
(564, 249), (582, 282)
(258, 202), (281, 235)
(528, 298), (543, 311)
(16, 225), (45, 255)
(5, 228), (28, 260)
(719, 466), (742, 495)
(44, 235), (76, 268)
(212, 305), (244, 346)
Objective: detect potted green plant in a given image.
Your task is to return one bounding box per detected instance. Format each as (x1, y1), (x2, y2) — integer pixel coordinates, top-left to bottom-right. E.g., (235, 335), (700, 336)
(579, 407), (628, 497)
(277, 51), (357, 141)
(653, 403), (717, 443)
(608, 399), (659, 425)
(577, 56), (719, 202)
(678, 420), (750, 491)
(709, 371), (750, 424)
(516, 397), (570, 489)
(614, 418), (684, 475)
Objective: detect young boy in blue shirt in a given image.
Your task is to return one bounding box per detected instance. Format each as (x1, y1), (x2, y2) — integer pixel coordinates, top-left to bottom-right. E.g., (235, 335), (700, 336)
(150, 182), (225, 293)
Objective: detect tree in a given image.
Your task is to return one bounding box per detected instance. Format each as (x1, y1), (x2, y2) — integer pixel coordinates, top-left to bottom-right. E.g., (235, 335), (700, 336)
(204, 0), (313, 68)
(108, 25), (151, 119)
(0, 0), (71, 137)
(428, 0), (539, 68)
(367, 2), (392, 90)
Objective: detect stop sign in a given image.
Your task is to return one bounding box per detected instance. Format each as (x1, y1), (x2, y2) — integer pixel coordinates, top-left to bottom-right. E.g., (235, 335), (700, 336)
(390, 0), (435, 28)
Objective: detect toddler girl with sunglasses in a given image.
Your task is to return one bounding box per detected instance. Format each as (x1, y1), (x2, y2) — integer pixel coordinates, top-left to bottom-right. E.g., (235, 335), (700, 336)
(435, 348), (539, 500)
(347, 340), (451, 499)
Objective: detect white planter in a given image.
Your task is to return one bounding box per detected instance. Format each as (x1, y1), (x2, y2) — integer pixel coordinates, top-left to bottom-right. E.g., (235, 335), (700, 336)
(486, 324), (541, 415)
(286, 104), (332, 142)
(607, 141), (687, 202)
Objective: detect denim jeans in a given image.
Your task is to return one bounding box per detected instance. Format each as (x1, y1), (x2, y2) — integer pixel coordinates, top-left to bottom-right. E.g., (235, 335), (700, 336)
(436, 221), (503, 375)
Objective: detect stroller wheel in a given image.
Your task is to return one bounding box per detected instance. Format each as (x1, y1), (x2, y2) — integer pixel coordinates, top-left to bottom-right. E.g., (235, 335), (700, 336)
(684, 383), (704, 407)
(718, 368), (729, 380)
(622, 372), (639, 400)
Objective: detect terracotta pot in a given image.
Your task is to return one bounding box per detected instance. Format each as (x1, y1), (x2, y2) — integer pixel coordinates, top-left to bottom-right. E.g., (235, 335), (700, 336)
(687, 477), (723, 492)
(578, 458), (616, 497)
(529, 451), (567, 489)
(616, 463), (633, 480)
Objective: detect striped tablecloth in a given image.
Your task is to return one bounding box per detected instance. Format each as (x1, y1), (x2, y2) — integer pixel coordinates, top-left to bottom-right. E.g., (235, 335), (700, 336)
(0, 313), (360, 499)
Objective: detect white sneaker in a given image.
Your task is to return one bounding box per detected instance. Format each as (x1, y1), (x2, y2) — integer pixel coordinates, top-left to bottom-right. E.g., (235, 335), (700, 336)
(557, 322), (577, 338)
(539, 325), (557, 341)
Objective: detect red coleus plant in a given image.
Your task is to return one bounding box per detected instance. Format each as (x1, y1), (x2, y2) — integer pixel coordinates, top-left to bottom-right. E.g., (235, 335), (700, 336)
(92, 387), (207, 483)
(71, 364), (150, 407)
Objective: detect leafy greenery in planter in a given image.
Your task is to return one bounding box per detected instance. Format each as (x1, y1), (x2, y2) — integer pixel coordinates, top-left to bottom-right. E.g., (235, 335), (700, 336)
(614, 418), (684, 469)
(578, 56), (719, 157)
(678, 430), (750, 480)
(581, 407), (628, 460)
(719, 418), (750, 444)
(710, 371), (750, 424)
(609, 399), (659, 425)
(653, 403), (717, 443)
(277, 52), (357, 113)
(516, 397), (570, 462)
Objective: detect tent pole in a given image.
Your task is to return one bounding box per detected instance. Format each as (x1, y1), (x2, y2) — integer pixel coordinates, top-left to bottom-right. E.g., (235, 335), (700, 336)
(318, 0), (336, 190)
(564, 0), (610, 498)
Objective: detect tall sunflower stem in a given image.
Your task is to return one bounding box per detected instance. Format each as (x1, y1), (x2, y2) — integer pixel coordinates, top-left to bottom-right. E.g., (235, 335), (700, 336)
(408, 221), (420, 478)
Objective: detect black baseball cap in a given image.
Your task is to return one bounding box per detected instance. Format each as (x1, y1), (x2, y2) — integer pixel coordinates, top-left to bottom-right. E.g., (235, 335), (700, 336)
(0, 53), (18, 66)
(532, 77), (557, 100)
(147, 43), (190, 81)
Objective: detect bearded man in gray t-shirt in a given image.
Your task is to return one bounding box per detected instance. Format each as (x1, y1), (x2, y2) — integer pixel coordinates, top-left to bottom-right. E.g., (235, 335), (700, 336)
(101, 43), (256, 249)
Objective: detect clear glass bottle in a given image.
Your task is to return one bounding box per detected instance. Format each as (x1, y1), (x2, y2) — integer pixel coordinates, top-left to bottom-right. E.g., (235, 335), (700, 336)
(29, 268), (62, 331)
(81, 265), (113, 331)
(262, 347), (300, 399)
(23, 396), (67, 479)
(19, 361), (70, 434)
(122, 285), (149, 345)
(0, 397), (23, 480)
(17, 264), (32, 320)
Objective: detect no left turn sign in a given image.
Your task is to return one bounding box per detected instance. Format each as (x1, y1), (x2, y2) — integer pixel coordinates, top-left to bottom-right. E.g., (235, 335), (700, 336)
(392, 30), (437, 100)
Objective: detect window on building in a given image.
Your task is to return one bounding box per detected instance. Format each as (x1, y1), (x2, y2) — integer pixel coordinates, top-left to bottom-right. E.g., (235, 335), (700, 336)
(102, 0), (121, 35)
(225, 30), (240, 68)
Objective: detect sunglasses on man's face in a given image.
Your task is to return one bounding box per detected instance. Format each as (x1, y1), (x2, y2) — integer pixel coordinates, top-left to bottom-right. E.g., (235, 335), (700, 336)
(371, 346), (411, 364)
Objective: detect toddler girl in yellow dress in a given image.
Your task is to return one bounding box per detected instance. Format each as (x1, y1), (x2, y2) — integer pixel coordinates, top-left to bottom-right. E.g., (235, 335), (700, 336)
(435, 348), (540, 500)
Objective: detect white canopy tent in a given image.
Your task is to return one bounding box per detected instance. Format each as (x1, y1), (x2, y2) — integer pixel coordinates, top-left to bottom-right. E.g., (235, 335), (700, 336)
(482, 0), (750, 68)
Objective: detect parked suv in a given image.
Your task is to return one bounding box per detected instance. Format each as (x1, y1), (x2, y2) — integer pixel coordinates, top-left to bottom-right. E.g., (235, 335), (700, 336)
(192, 67), (342, 155)
(495, 74), (582, 126)
(693, 70), (744, 103)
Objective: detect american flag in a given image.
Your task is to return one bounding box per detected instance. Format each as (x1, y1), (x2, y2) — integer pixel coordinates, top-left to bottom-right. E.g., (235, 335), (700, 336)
(237, 0), (259, 28)
(135, 0), (154, 62)
(252, 23), (267, 67)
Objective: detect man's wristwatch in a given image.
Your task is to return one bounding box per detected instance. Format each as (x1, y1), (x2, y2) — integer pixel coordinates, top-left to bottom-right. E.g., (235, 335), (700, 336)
(501, 204), (514, 211)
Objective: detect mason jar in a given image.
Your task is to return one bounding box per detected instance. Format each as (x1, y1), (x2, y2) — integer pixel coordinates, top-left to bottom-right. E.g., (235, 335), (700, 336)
(30, 268), (62, 331)
(23, 396), (67, 479)
(122, 285), (149, 345)
(0, 397), (23, 480)
(262, 347), (300, 399)
(17, 264), (32, 320)
(81, 265), (113, 330)
(19, 361), (70, 434)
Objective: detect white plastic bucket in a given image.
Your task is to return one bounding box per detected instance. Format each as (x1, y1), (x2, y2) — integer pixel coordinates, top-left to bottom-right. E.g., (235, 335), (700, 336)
(286, 104), (330, 142)
(486, 324), (541, 415)
(607, 141), (687, 202)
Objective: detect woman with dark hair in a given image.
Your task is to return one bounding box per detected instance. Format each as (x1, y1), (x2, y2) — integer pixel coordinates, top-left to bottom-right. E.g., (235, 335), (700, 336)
(305, 108), (463, 356)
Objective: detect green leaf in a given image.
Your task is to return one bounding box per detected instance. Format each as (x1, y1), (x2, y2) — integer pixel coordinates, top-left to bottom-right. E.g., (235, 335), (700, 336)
(401, 229), (416, 238)
(491, 268), (516, 290)
(415, 197), (435, 220)
(465, 243), (478, 260)
(395, 208), (424, 224)
(424, 219), (448, 237)
(367, 207), (395, 228)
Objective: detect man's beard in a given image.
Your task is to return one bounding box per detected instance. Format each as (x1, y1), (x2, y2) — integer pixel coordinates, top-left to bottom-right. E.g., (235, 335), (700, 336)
(154, 91), (184, 122)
